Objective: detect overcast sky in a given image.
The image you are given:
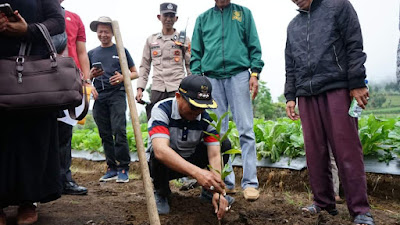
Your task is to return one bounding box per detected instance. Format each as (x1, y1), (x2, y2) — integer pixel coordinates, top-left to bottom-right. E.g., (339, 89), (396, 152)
(62, 0), (399, 103)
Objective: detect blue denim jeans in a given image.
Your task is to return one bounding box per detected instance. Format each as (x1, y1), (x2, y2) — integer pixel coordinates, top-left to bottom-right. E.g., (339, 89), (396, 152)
(207, 70), (259, 189)
(93, 90), (130, 170)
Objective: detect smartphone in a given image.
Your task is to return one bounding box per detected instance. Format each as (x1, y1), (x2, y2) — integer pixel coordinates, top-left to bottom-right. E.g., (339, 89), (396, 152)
(0, 3), (18, 22)
(92, 62), (103, 71)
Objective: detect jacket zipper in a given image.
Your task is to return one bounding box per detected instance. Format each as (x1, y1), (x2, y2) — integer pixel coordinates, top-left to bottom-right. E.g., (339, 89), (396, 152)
(333, 45), (343, 71)
(220, 9), (226, 74)
(307, 11), (312, 94)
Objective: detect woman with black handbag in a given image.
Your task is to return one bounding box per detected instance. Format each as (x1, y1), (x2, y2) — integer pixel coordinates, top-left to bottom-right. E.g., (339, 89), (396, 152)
(0, 1), (65, 224)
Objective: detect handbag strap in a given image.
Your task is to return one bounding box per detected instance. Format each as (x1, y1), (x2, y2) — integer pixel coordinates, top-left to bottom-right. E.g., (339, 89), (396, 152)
(68, 85), (89, 121)
(15, 23), (59, 83)
(35, 23), (58, 58)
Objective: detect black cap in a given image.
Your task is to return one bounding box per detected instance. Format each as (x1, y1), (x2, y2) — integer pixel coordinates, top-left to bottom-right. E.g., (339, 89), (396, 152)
(179, 76), (217, 109)
(160, 2), (177, 14)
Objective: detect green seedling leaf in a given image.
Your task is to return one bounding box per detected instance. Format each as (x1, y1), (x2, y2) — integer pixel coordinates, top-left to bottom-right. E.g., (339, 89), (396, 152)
(223, 149), (242, 155)
(221, 163), (232, 180)
(216, 112), (229, 133)
(220, 127), (233, 142)
(203, 118), (217, 129)
(208, 111), (218, 123)
(207, 165), (221, 174)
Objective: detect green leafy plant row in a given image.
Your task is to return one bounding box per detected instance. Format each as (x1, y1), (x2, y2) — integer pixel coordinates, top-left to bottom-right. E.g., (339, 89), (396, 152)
(72, 114), (400, 164)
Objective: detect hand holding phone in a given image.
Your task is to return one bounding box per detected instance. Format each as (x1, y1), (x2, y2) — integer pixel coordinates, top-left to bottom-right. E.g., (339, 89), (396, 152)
(92, 62), (103, 71)
(0, 3), (18, 22)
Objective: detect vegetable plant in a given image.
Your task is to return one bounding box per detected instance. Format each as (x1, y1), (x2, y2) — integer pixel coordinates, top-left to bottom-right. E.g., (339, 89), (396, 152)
(203, 111), (241, 223)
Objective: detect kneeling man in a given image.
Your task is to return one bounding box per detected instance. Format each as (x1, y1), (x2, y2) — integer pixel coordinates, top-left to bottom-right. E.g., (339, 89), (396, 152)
(148, 75), (233, 220)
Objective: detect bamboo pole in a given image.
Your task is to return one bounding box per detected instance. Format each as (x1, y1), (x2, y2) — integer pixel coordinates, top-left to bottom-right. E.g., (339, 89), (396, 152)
(112, 20), (161, 225)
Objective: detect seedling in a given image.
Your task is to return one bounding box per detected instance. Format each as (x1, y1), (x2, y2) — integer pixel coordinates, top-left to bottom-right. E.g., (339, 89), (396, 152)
(203, 111), (241, 223)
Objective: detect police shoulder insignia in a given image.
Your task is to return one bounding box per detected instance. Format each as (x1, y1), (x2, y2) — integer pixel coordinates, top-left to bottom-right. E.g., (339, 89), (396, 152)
(232, 10), (242, 22)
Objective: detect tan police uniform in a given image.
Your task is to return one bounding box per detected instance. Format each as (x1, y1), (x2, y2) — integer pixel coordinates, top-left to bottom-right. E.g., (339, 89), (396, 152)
(138, 30), (191, 92)
(137, 30), (191, 119)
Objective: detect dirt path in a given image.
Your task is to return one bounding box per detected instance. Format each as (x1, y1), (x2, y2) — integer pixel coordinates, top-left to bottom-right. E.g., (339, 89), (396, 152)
(4, 159), (400, 225)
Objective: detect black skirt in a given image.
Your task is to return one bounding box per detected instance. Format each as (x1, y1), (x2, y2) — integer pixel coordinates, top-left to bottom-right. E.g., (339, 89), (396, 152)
(0, 110), (62, 208)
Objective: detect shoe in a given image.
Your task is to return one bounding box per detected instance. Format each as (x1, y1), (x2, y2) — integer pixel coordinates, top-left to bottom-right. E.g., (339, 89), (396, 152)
(353, 212), (374, 225)
(200, 188), (235, 207)
(226, 188), (237, 194)
(335, 195), (345, 204)
(0, 209), (6, 225)
(17, 204), (38, 225)
(63, 181), (88, 195)
(154, 192), (170, 214)
(243, 187), (259, 201)
(116, 169), (129, 183)
(99, 168), (118, 182)
(179, 177), (198, 191)
(301, 204), (338, 216)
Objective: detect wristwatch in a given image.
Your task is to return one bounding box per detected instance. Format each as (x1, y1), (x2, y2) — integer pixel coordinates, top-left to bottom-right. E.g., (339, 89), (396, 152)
(84, 78), (92, 84)
(250, 72), (259, 80)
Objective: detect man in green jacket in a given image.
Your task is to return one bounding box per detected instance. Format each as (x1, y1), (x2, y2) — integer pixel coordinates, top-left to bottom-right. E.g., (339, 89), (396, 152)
(190, 0), (264, 201)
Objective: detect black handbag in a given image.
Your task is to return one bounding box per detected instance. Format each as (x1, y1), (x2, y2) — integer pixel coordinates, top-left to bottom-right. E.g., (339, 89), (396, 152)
(0, 23), (84, 118)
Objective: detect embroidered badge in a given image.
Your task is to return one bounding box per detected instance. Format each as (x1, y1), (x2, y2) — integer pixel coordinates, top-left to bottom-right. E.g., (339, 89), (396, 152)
(197, 85), (210, 99)
(232, 10), (242, 22)
(174, 50), (180, 56)
(167, 3), (173, 9)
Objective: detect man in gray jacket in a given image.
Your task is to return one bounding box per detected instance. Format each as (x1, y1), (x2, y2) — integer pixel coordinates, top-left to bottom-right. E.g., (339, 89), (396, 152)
(285, 0), (374, 224)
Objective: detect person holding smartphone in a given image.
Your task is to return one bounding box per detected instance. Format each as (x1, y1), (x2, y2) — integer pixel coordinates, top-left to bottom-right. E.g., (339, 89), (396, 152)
(0, 1), (65, 225)
(88, 16), (138, 183)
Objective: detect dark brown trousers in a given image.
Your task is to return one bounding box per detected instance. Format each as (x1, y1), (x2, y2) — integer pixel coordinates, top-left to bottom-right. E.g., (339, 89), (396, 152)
(298, 88), (370, 217)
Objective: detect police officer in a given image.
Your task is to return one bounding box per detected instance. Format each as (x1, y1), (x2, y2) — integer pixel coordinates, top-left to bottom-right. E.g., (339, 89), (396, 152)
(136, 2), (191, 120)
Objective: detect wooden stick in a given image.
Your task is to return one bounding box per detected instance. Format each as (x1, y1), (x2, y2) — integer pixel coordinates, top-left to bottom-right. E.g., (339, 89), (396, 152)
(112, 20), (161, 225)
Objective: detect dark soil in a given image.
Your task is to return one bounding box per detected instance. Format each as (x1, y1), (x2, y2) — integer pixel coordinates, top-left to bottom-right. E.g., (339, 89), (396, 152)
(3, 159), (400, 225)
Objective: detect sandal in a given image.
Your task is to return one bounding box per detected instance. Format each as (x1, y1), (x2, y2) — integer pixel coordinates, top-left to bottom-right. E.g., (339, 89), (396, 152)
(301, 204), (338, 216)
(354, 212), (375, 225)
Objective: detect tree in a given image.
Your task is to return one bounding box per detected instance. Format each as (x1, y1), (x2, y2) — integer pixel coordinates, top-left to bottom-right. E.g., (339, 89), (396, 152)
(252, 81), (275, 119)
(277, 94), (286, 103)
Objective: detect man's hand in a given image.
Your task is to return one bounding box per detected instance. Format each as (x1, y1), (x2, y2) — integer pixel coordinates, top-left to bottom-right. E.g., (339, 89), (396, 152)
(350, 87), (369, 109)
(110, 71), (123, 86)
(136, 88), (143, 102)
(194, 169), (225, 194)
(90, 67), (104, 79)
(212, 193), (229, 220)
(286, 100), (300, 120)
(88, 84), (99, 100)
(249, 76), (259, 100)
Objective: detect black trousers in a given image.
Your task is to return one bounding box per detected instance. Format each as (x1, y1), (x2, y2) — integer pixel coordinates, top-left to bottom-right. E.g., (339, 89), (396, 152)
(93, 91), (130, 170)
(58, 121), (74, 185)
(150, 139), (231, 197)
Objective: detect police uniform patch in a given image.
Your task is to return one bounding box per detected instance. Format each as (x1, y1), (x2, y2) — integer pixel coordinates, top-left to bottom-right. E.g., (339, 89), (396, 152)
(232, 10), (242, 22)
